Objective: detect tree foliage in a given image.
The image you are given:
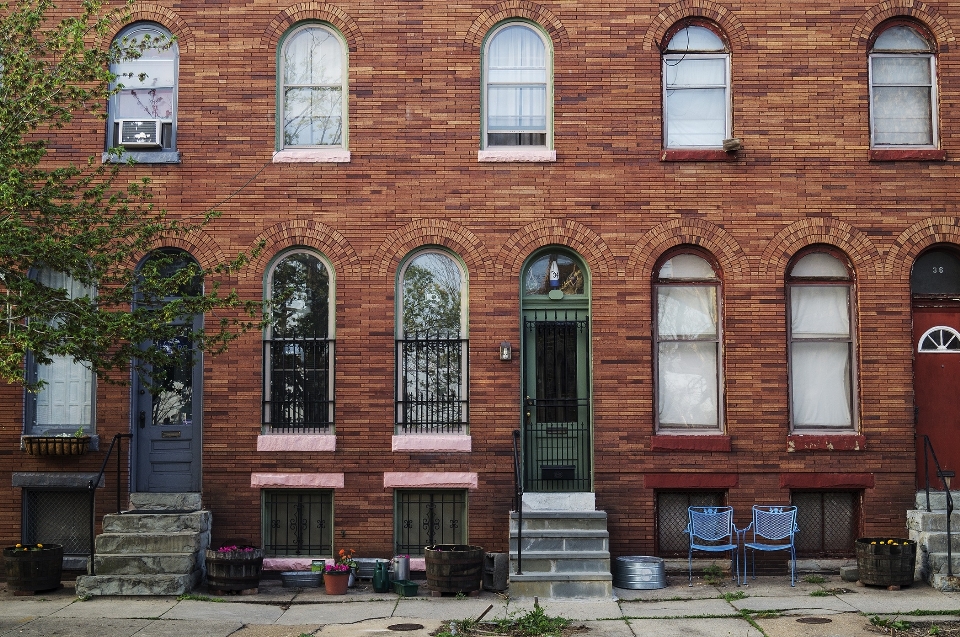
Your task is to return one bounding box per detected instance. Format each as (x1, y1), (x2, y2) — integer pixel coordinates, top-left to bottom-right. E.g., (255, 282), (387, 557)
(0, 0), (261, 389)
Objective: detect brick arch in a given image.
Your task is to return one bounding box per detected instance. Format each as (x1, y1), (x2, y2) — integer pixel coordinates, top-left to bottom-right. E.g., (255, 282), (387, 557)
(626, 219), (748, 283)
(495, 219), (617, 282)
(852, 0), (954, 51)
(245, 220), (362, 285)
(262, 3), (364, 52)
(128, 229), (233, 284)
(464, 1), (570, 51)
(884, 217), (960, 282)
(371, 220), (494, 281)
(100, 5), (196, 54)
(758, 218), (883, 281)
(643, 1), (748, 51)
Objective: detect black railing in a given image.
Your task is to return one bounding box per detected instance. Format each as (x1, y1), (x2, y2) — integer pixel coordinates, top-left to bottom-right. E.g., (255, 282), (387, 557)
(263, 490), (333, 556)
(395, 490), (467, 556)
(921, 434), (954, 577)
(87, 433), (132, 576)
(512, 429), (523, 575)
(395, 335), (468, 433)
(263, 338), (334, 432)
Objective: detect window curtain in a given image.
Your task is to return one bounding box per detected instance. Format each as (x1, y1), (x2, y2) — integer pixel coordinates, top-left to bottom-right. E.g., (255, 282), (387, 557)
(872, 56), (933, 145)
(657, 286), (719, 427)
(665, 57), (726, 147)
(487, 26), (546, 132)
(790, 285), (853, 428)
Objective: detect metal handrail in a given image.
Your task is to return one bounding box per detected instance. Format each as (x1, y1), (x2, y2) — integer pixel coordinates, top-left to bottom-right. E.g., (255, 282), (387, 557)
(921, 434), (954, 577)
(512, 428), (523, 575)
(87, 433), (132, 576)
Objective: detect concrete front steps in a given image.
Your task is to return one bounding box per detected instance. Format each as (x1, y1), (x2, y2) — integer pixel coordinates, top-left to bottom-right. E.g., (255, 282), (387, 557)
(76, 493), (211, 597)
(508, 511), (613, 598)
(907, 490), (960, 591)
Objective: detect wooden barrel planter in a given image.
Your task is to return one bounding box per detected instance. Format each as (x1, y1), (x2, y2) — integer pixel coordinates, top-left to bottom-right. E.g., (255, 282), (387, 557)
(425, 544), (484, 594)
(855, 538), (917, 588)
(3, 544), (64, 593)
(205, 547), (263, 593)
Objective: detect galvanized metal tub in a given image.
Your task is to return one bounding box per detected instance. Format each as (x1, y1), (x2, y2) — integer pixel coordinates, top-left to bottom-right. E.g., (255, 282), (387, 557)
(281, 571), (322, 588)
(613, 556), (666, 590)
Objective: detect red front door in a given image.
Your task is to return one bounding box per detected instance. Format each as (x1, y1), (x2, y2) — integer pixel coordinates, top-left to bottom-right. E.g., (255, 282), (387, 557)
(914, 305), (960, 488)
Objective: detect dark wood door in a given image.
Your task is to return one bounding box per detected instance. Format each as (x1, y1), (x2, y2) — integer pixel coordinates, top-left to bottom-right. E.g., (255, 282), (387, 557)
(914, 306), (960, 488)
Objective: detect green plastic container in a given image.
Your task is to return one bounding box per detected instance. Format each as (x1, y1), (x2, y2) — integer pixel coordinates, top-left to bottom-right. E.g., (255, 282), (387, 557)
(393, 579), (419, 597)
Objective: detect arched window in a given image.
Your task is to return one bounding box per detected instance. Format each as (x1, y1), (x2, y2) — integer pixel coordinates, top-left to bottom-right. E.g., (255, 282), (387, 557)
(24, 270), (95, 436)
(654, 250), (722, 431)
(482, 22), (552, 149)
(662, 22), (731, 148)
(869, 21), (937, 148)
(396, 250), (468, 433)
(263, 250), (335, 431)
(108, 23), (178, 158)
(787, 249), (857, 431)
(279, 24), (347, 149)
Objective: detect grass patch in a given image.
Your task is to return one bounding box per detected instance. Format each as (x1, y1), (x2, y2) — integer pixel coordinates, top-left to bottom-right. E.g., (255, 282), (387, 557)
(721, 590), (747, 601)
(176, 593), (224, 602)
(809, 590), (831, 597)
(438, 602), (572, 637)
(702, 563), (725, 586)
(802, 575), (827, 584)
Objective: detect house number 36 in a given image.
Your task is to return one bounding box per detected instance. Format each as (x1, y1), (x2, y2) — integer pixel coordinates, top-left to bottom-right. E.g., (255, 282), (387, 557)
(933, 266), (945, 273)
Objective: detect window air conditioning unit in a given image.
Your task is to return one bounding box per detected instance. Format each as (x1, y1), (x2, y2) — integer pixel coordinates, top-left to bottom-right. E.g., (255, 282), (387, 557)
(117, 119), (162, 147)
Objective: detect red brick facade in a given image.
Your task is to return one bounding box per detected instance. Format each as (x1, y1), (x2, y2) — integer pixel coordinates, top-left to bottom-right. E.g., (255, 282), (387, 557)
(4, 0), (957, 562)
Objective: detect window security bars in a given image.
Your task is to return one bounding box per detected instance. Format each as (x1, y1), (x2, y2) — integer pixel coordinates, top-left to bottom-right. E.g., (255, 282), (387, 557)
(23, 489), (92, 555)
(263, 338), (333, 432)
(396, 333), (468, 434)
(657, 491), (724, 555)
(263, 490), (333, 556)
(395, 490), (466, 556)
(792, 491), (858, 558)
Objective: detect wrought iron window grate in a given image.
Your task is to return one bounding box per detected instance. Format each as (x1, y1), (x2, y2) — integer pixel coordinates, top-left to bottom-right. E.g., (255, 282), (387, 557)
(263, 338), (334, 432)
(657, 491), (724, 556)
(23, 489), (92, 555)
(792, 491), (858, 558)
(395, 333), (468, 434)
(395, 490), (466, 556)
(263, 490), (333, 557)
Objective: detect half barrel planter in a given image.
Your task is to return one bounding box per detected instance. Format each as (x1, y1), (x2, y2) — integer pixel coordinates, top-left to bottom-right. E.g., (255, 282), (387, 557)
(425, 544), (484, 594)
(855, 538), (917, 588)
(205, 548), (263, 593)
(2, 544), (64, 594)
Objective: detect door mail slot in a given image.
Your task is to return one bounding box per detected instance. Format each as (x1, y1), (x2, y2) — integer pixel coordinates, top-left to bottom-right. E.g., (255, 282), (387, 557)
(541, 465), (576, 481)
(161, 430), (182, 439)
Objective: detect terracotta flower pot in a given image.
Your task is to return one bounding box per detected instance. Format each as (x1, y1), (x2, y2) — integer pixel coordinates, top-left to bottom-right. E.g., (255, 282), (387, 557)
(324, 570), (350, 595)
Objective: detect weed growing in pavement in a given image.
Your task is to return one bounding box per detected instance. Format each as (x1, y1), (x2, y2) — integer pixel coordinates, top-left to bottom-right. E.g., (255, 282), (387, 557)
(802, 575), (827, 584)
(722, 590), (747, 601)
(702, 563), (725, 586)
(809, 589), (830, 597)
(176, 593), (224, 602)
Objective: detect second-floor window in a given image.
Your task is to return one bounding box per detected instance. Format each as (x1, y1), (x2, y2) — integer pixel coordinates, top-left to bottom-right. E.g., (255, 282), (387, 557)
(869, 22), (937, 148)
(396, 250), (468, 434)
(279, 24), (347, 149)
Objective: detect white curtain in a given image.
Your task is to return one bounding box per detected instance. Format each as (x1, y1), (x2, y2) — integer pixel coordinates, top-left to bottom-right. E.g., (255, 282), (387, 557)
(657, 285), (719, 427)
(487, 26), (546, 132)
(665, 57), (726, 147)
(872, 56), (933, 145)
(790, 285), (852, 428)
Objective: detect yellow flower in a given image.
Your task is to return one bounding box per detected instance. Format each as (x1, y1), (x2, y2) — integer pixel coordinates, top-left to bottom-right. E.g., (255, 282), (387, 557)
(15, 543), (22, 548)
(36, 543), (42, 548)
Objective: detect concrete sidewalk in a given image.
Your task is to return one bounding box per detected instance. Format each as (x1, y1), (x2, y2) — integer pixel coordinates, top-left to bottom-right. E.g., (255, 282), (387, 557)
(1, 573), (959, 637)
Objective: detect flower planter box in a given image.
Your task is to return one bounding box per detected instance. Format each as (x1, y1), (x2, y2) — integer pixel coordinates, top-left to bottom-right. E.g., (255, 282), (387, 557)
(23, 436), (90, 456)
(855, 538), (916, 588)
(3, 544), (63, 594)
(424, 544), (483, 594)
(205, 548), (263, 592)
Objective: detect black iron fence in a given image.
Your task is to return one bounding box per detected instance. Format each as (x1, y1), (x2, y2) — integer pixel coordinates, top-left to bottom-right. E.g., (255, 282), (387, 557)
(263, 338), (334, 432)
(263, 490), (333, 556)
(395, 335), (468, 434)
(395, 490), (466, 556)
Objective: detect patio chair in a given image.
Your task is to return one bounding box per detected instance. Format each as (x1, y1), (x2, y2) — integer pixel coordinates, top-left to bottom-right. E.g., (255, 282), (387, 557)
(742, 505), (799, 586)
(686, 506), (740, 586)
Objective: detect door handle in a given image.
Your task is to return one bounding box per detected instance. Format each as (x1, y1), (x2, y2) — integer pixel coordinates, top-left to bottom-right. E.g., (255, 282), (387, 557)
(139, 411), (146, 429)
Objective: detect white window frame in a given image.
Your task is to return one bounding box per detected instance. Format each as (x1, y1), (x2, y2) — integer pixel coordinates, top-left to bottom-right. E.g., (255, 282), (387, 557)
(787, 250), (858, 433)
(662, 23), (731, 149)
(263, 249), (336, 433)
(277, 23), (348, 153)
(106, 22), (179, 163)
(868, 23), (938, 149)
(479, 21), (554, 160)
(653, 251), (723, 432)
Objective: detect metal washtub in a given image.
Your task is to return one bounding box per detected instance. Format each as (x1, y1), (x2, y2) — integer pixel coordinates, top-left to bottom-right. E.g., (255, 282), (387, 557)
(612, 556), (666, 590)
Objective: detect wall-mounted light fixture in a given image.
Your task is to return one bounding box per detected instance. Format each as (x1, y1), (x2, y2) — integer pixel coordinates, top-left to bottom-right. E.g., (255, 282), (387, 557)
(499, 341), (512, 361)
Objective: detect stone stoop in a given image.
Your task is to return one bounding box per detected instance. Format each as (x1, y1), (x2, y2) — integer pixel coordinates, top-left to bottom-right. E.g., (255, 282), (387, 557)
(508, 511), (613, 598)
(76, 493), (211, 597)
(907, 490), (960, 591)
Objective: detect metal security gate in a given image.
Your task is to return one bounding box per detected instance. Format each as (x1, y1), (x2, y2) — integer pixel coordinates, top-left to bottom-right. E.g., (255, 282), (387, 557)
(522, 310), (591, 492)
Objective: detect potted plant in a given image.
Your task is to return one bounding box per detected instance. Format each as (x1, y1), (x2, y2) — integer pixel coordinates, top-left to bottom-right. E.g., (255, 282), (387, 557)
(855, 537), (917, 588)
(2, 543), (63, 593)
(324, 548), (355, 595)
(424, 544), (484, 594)
(205, 544), (263, 593)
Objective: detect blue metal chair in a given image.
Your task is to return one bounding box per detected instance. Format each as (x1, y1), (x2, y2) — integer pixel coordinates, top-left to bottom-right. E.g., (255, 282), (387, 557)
(742, 505), (799, 586)
(686, 506), (739, 586)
